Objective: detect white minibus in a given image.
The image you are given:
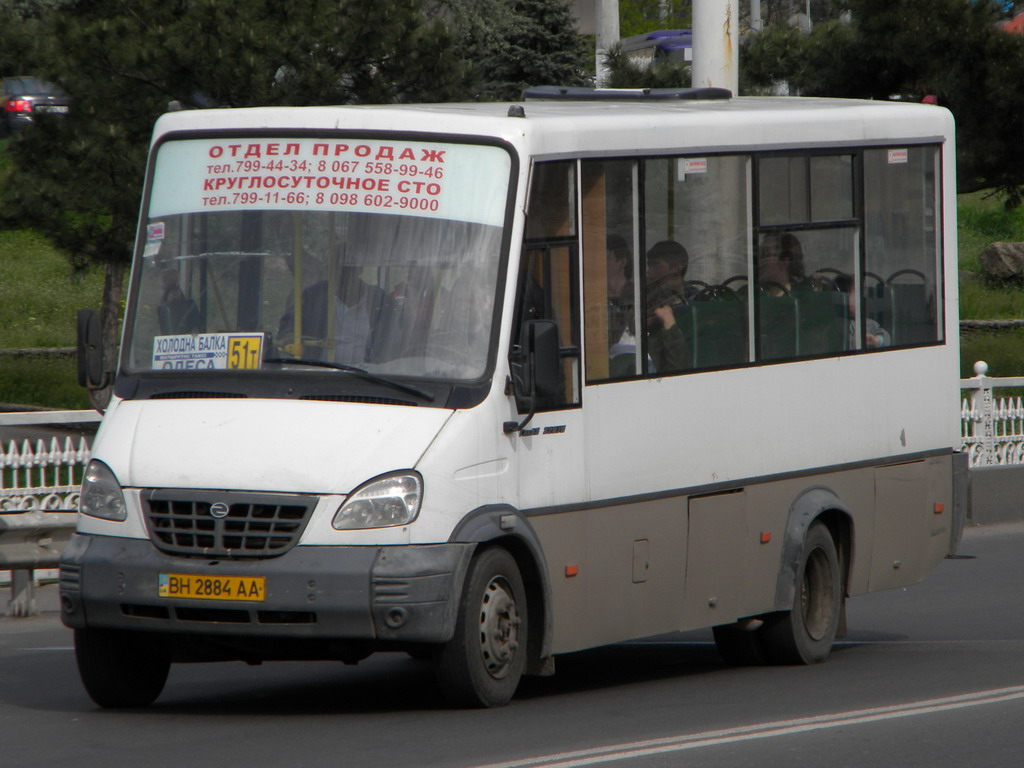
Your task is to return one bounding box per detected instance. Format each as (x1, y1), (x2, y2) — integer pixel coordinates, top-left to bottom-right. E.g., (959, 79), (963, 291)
(62, 87), (967, 708)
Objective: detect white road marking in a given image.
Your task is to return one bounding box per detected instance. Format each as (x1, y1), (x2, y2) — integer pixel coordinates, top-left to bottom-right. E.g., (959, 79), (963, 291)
(472, 685), (1024, 768)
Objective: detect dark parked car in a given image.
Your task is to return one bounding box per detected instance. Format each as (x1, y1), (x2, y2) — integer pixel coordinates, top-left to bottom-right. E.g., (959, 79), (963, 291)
(1, 76), (70, 136)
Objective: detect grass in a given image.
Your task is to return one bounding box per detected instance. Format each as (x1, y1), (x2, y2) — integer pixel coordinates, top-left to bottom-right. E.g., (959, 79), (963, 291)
(960, 328), (1024, 377)
(956, 191), (1024, 377)
(0, 229), (105, 347)
(2, 184), (1024, 406)
(0, 354), (92, 409)
(0, 228), (105, 408)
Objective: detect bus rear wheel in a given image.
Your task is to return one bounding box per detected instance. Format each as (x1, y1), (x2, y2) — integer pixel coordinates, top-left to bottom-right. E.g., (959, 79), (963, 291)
(434, 547), (527, 708)
(760, 521), (841, 665)
(74, 628), (171, 708)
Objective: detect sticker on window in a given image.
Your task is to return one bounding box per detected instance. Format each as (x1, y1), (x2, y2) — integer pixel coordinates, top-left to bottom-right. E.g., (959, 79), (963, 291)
(152, 333), (264, 370)
(887, 149), (909, 165)
(144, 221), (166, 258)
(679, 158), (708, 179)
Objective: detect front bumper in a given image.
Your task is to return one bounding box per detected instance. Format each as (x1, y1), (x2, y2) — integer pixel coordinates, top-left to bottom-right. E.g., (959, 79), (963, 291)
(59, 534), (474, 646)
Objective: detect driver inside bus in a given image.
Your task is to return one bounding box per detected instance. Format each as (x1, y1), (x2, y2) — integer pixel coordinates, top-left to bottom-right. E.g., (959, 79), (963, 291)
(278, 264), (393, 365)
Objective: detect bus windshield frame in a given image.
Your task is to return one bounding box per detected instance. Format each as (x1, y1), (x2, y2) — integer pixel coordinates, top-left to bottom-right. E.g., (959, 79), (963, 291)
(118, 132), (517, 406)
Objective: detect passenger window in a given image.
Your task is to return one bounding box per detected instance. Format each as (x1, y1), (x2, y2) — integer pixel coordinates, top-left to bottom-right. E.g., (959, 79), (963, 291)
(756, 153), (860, 361)
(863, 147), (942, 346)
(756, 227), (858, 360)
(758, 154), (854, 226)
(525, 161), (576, 240)
(581, 160), (640, 382)
(642, 155), (752, 374)
(759, 157), (809, 225)
(810, 156), (854, 222)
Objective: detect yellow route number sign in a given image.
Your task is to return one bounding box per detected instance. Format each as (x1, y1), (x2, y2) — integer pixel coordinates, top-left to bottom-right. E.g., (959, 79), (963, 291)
(228, 334), (263, 369)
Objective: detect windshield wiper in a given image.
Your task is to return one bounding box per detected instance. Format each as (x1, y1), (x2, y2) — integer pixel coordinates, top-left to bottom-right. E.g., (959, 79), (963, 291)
(264, 357), (434, 402)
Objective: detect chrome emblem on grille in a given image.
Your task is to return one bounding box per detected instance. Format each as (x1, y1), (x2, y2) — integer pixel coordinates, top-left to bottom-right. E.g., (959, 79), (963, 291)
(209, 502), (230, 519)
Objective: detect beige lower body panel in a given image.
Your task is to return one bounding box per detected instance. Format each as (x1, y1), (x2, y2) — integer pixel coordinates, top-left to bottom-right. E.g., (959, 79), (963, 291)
(531, 454), (953, 656)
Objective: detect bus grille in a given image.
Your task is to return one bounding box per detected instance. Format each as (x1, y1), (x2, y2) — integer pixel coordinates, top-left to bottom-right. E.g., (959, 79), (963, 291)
(142, 491), (316, 558)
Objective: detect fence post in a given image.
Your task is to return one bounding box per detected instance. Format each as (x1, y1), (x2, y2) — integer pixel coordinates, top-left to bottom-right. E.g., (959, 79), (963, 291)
(7, 569), (36, 617)
(970, 361), (995, 466)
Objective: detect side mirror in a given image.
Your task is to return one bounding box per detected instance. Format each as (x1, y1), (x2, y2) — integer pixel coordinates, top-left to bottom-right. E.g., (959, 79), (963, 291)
(527, 319), (561, 398)
(504, 319), (562, 434)
(76, 308), (107, 389)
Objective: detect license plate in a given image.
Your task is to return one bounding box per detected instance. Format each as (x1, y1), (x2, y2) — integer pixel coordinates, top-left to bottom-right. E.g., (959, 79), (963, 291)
(35, 105), (68, 114)
(158, 573), (265, 602)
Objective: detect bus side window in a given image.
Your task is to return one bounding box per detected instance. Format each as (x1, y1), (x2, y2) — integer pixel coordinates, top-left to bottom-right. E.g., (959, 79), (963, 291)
(512, 161), (581, 410)
(864, 146), (942, 346)
(642, 155), (752, 373)
(756, 155), (859, 360)
(512, 246), (579, 411)
(581, 160), (639, 382)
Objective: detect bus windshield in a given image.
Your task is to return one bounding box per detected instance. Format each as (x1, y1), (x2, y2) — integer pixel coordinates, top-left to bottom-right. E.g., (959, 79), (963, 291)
(124, 136), (512, 385)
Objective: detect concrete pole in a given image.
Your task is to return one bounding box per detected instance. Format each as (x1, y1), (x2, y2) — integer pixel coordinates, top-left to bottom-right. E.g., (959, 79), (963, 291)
(692, 0), (739, 93)
(595, 0), (620, 87)
(751, 0), (762, 32)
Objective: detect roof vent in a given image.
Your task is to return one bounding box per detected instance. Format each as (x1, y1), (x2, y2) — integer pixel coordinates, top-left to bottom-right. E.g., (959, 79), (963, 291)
(507, 104), (526, 118)
(522, 86), (732, 102)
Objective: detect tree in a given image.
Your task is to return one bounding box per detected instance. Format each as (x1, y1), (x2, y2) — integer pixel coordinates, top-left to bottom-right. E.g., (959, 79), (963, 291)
(742, 0), (1024, 204)
(0, 0), (587, 407)
(472, 0), (590, 100)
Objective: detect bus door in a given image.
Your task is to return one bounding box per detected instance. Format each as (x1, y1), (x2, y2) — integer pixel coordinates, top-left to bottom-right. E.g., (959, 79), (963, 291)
(509, 161), (584, 514)
(506, 163), (590, 653)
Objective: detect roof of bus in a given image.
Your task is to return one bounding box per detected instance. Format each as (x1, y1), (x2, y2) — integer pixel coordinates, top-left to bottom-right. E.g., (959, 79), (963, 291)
(152, 96), (954, 159)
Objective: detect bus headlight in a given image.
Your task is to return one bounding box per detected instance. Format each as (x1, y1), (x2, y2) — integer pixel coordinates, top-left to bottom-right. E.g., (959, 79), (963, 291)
(332, 472), (422, 530)
(79, 460), (128, 521)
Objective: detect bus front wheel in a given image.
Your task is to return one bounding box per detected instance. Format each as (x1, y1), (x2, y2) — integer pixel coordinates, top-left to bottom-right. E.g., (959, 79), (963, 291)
(760, 521), (842, 665)
(74, 628), (170, 708)
(434, 547), (527, 708)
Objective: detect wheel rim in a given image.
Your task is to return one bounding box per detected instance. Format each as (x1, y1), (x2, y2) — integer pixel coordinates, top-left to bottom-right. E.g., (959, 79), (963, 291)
(477, 574), (521, 680)
(800, 547), (835, 641)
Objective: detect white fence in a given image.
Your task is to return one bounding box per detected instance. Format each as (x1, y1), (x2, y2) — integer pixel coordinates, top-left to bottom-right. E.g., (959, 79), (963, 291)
(960, 361), (1024, 467)
(0, 410), (99, 616)
(1, 436), (91, 513)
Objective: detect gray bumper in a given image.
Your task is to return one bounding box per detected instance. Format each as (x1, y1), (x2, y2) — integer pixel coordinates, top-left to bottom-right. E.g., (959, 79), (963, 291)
(59, 534), (474, 644)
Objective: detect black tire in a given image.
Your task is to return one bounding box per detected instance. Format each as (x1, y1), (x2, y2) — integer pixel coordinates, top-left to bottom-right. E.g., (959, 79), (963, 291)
(74, 628), (171, 708)
(712, 624), (766, 666)
(760, 522), (842, 665)
(434, 547), (527, 708)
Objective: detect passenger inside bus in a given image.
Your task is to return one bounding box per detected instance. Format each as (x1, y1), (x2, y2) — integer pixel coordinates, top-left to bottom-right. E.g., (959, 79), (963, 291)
(645, 239), (694, 372)
(757, 231), (808, 295)
(835, 273), (890, 349)
(606, 234), (639, 377)
(606, 234), (634, 346)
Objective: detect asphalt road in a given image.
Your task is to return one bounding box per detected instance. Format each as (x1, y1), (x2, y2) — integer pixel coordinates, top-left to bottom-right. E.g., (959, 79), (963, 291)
(2, 522), (1023, 768)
